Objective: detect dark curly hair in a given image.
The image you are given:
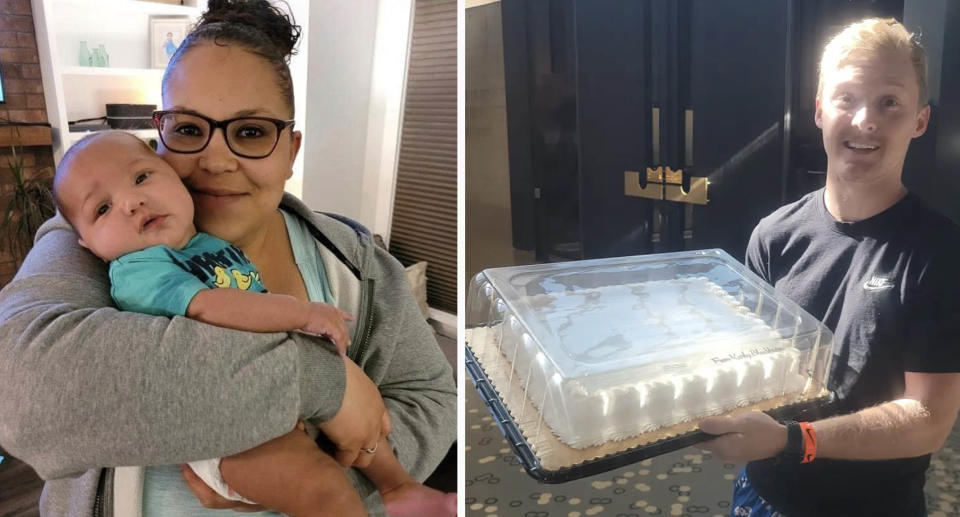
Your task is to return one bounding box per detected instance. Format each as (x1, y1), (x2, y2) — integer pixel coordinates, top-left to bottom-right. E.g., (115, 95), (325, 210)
(162, 0), (302, 116)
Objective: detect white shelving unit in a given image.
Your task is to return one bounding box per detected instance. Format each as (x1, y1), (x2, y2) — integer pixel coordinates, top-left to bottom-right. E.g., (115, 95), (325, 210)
(67, 128), (160, 144)
(31, 0), (207, 162)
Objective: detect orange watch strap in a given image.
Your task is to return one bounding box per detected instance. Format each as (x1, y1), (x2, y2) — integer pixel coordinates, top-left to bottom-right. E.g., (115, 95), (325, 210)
(799, 421), (817, 463)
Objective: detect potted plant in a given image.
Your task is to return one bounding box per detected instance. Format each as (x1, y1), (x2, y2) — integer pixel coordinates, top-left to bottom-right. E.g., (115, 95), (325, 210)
(0, 145), (55, 273)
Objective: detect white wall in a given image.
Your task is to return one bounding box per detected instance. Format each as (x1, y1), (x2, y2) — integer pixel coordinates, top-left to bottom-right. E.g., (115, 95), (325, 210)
(296, 0), (413, 239)
(285, 0), (310, 198)
(359, 0), (414, 243)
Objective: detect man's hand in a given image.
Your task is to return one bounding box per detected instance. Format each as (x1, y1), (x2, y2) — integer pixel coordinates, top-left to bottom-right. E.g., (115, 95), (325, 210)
(698, 411), (787, 462)
(319, 357), (392, 468)
(301, 303), (354, 356)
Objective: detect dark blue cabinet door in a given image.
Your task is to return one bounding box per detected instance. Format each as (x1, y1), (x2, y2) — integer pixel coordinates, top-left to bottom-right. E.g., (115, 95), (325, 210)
(574, 0), (656, 259)
(684, 0), (789, 259)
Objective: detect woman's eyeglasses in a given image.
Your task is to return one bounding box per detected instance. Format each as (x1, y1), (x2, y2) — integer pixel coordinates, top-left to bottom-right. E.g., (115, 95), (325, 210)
(152, 110), (295, 159)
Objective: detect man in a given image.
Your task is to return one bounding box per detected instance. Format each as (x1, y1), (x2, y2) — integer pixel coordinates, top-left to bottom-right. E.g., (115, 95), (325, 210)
(699, 18), (960, 517)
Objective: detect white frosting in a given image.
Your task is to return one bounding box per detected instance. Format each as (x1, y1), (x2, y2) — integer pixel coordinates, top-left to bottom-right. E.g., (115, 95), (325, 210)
(480, 277), (809, 448)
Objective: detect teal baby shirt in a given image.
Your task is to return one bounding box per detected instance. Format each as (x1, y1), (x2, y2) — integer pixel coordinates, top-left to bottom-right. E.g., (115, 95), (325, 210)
(109, 232), (267, 317)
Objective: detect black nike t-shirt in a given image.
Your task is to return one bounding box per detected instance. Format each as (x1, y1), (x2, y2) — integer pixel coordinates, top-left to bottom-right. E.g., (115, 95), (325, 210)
(742, 188), (960, 517)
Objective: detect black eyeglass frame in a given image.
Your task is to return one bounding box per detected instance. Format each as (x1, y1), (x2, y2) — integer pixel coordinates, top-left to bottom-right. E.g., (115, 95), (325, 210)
(152, 110), (296, 159)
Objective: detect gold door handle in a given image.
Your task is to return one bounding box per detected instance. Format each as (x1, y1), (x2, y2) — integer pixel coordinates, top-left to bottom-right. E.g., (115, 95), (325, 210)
(626, 165), (709, 205)
(647, 166), (663, 183)
(624, 167), (662, 200)
(664, 177), (709, 205)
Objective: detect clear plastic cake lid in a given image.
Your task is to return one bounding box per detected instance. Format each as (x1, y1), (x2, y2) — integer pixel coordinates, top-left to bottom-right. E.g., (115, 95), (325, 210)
(466, 249), (835, 482)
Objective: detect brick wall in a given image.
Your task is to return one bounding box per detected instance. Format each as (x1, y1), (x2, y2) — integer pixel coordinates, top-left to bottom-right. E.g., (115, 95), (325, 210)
(0, 0), (55, 285)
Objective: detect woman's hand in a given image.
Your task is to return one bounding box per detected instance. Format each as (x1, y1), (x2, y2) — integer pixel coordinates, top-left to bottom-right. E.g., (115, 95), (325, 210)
(183, 423), (366, 516)
(180, 464), (266, 513)
(217, 424), (365, 516)
(319, 357), (392, 468)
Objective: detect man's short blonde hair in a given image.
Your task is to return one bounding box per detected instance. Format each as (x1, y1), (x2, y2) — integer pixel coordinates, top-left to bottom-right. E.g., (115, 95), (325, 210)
(818, 18), (928, 107)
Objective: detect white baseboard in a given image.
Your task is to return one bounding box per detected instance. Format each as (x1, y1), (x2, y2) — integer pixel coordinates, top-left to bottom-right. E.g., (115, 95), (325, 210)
(428, 308), (457, 338)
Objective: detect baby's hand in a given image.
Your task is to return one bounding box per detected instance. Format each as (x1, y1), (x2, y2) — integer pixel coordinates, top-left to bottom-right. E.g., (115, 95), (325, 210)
(301, 303), (355, 355)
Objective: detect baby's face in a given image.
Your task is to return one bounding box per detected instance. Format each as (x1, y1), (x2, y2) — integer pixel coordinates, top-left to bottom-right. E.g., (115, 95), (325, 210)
(59, 133), (196, 261)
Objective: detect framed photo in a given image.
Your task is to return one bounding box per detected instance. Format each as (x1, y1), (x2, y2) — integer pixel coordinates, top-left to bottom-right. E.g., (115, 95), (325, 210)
(149, 16), (191, 69)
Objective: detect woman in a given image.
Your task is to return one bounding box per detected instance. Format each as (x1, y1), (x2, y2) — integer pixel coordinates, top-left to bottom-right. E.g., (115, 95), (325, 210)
(0, 1), (456, 515)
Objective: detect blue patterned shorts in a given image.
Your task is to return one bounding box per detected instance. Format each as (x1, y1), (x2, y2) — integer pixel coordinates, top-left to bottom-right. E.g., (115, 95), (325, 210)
(730, 469), (788, 517)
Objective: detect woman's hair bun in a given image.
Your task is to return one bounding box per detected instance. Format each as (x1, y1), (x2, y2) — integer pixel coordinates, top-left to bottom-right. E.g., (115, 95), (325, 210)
(199, 0), (301, 59)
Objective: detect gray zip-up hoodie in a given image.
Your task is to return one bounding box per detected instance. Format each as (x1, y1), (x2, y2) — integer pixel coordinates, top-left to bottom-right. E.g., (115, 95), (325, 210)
(0, 194), (457, 516)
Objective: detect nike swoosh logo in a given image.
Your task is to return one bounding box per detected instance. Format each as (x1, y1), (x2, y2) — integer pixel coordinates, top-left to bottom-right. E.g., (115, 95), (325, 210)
(863, 276), (894, 291)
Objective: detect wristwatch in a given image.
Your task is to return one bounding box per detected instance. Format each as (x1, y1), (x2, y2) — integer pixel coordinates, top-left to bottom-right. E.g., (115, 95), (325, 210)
(777, 420), (804, 464)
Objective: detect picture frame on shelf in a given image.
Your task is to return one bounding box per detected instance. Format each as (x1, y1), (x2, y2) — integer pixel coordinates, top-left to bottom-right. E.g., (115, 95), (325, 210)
(149, 16), (191, 69)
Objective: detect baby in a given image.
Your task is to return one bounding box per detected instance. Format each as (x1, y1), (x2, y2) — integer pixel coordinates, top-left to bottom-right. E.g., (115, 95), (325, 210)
(53, 131), (456, 517)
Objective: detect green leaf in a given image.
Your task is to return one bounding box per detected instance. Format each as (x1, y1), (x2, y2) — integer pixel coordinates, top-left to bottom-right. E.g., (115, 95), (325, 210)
(0, 145), (55, 267)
